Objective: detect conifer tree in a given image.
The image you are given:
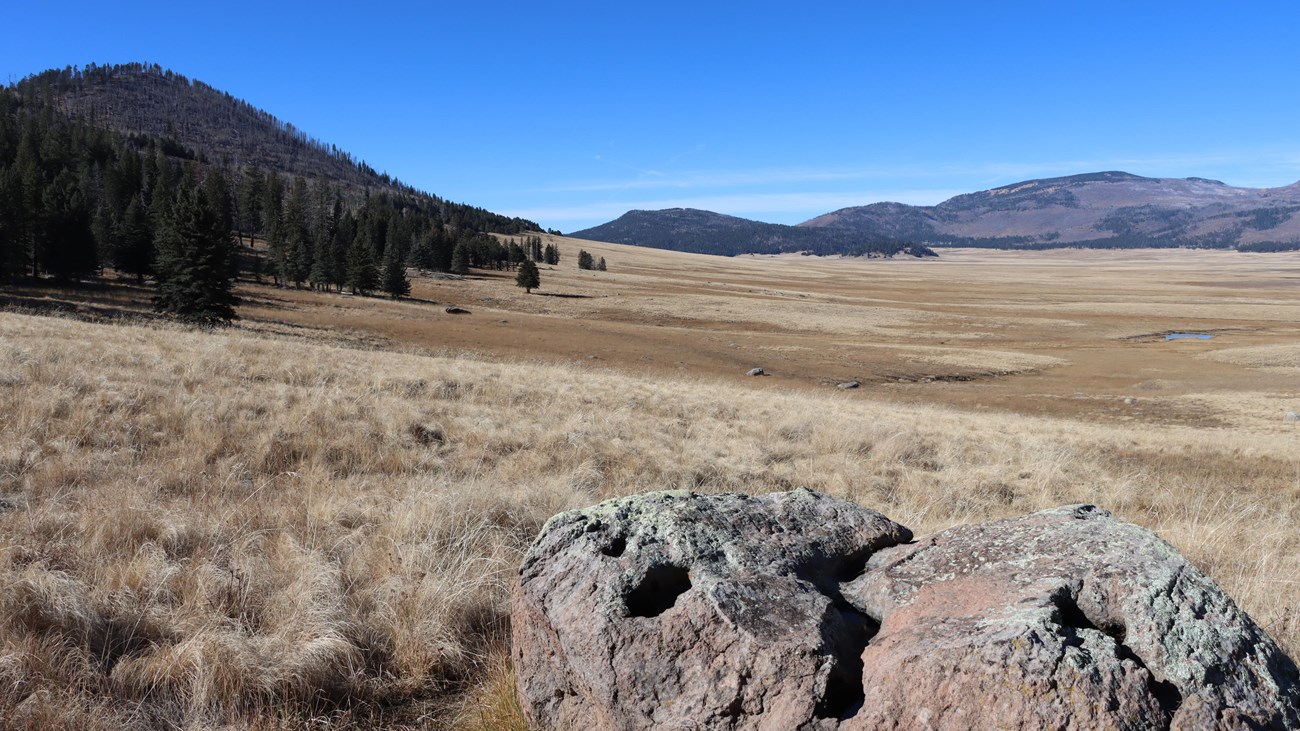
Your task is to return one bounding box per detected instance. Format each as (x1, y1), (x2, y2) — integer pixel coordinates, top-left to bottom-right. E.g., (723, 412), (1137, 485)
(507, 241), (525, 269)
(235, 164), (263, 246)
(15, 126), (43, 278)
(281, 176), (311, 287)
(148, 147), (178, 232)
(261, 172), (284, 285)
(577, 249), (594, 270)
(0, 168), (21, 280)
(516, 258), (540, 294)
(113, 195), (153, 283)
(450, 240), (470, 274)
(41, 171), (98, 280)
(202, 167), (233, 236)
(153, 182), (239, 324)
(409, 230), (438, 270)
(597, 256), (607, 271)
(381, 246), (410, 299)
(330, 212), (355, 291)
(386, 208), (410, 262)
(307, 238), (333, 290)
(346, 236), (379, 295)
(313, 186), (341, 284)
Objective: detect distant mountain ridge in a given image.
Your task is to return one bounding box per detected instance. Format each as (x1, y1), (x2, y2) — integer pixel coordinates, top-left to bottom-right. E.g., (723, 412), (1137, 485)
(567, 208), (936, 258)
(570, 171), (1300, 255)
(802, 171), (1300, 250)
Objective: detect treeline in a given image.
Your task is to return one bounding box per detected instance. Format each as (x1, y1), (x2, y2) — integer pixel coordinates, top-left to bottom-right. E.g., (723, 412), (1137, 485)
(447, 234), (561, 274)
(1237, 241), (1300, 253)
(0, 82), (545, 321)
(577, 249), (606, 270)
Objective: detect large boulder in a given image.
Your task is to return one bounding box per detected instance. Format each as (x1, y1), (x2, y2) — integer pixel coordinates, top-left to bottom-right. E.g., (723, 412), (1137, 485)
(842, 504), (1300, 730)
(512, 488), (911, 730)
(513, 494), (1300, 730)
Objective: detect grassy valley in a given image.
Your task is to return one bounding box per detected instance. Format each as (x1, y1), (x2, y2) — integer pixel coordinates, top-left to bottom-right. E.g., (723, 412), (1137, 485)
(2, 240), (1299, 728)
(3, 58), (1300, 731)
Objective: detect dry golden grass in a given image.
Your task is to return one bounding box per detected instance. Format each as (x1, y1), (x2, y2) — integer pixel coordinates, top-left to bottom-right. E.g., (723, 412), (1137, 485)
(2, 244), (1299, 728)
(1201, 342), (1300, 371)
(1, 302), (1298, 728)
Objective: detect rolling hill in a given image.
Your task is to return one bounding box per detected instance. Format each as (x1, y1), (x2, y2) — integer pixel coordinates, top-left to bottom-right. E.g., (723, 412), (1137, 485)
(566, 208), (936, 258)
(803, 171), (1300, 250)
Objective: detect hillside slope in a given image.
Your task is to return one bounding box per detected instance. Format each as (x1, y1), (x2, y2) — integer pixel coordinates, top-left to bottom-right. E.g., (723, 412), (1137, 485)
(12, 63), (537, 232)
(802, 171), (1300, 250)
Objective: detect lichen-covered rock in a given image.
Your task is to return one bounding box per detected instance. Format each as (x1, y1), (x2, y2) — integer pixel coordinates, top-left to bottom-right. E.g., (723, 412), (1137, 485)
(841, 505), (1300, 730)
(512, 488), (911, 730)
(514, 496), (1300, 730)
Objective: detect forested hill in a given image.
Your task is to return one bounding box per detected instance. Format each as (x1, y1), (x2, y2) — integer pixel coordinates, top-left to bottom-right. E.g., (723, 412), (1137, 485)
(12, 63), (537, 233)
(0, 63), (549, 324)
(567, 208), (937, 258)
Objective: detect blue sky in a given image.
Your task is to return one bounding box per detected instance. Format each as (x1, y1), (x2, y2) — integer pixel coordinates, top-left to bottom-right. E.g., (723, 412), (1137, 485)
(5, 2), (1299, 232)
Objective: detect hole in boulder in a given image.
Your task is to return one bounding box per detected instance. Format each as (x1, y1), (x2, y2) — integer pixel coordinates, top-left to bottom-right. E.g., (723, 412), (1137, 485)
(602, 536), (626, 558)
(1051, 592), (1182, 718)
(1149, 678), (1183, 718)
(1053, 592), (1105, 642)
(625, 564), (691, 618)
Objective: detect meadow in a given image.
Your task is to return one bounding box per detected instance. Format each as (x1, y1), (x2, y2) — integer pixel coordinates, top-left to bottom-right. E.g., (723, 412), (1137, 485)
(1, 240), (1297, 728)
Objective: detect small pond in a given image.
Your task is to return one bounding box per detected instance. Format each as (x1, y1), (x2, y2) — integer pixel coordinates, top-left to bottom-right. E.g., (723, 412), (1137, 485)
(1165, 333), (1213, 340)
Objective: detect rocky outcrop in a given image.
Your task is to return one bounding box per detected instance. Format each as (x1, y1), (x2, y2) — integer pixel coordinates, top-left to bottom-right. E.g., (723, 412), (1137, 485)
(512, 492), (1300, 730)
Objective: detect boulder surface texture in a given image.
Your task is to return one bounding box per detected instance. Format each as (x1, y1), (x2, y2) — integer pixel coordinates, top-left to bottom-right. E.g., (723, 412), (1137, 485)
(512, 490), (1300, 730)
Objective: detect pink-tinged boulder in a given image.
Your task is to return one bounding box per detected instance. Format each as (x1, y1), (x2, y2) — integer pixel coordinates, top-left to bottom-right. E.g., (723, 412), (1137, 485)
(511, 488), (911, 730)
(842, 505), (1300, 731)
(513, 496), (1300, 730)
